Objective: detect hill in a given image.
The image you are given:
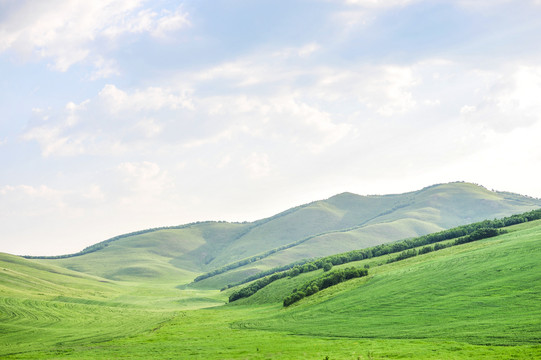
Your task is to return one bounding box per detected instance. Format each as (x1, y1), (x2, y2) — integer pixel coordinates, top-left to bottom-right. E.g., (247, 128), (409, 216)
(33, 182), (540, 288)
(228, 219), (541, 347)
(0, 252), (226, 357)
(2, 214), (539, 358)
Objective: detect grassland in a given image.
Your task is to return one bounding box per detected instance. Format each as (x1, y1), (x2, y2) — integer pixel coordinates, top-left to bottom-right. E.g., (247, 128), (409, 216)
(0, 253), (227, 358)
(2, 218), (540, 359)
(31, 182), (541, 290)
(237, 220), (541, 345)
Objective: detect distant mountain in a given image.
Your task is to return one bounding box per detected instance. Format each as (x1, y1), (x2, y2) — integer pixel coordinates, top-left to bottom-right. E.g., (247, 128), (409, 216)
(35, 182), (540, 287)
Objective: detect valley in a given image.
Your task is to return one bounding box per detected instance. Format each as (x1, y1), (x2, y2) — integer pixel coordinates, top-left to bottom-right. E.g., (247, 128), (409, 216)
(1, 183), (540, 359)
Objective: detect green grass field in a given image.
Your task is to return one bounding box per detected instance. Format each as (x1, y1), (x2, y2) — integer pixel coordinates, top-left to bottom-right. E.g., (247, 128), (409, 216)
(29, 183), (541, 291)
(237, 221), (541, 345)
(1, 218), (540, 358)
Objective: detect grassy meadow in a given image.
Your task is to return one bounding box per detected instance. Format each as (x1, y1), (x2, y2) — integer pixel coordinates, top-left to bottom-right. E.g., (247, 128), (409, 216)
(2, 217), (540, 358)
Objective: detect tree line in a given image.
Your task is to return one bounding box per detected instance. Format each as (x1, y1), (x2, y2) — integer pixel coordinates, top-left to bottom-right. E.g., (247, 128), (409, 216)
(228, 259), (336, 302)
(194, 244), (314, 283)
(227, 209), (540, 303)
(197, 208), (541, 284)
(221, 259), (314, 291)
(385, 227), (504, 264)
(283, 267), (368, 307)
(234, 209), (541, 286)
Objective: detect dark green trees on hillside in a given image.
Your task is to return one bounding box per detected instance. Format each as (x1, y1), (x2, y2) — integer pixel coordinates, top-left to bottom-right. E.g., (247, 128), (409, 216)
(323, 262), (333, 272)
(283, 267), (368, 307)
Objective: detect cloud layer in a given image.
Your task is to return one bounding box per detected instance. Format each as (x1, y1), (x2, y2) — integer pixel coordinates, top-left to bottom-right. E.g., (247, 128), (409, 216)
(1, 0), (541, 255)
(0, 0), (189, 72)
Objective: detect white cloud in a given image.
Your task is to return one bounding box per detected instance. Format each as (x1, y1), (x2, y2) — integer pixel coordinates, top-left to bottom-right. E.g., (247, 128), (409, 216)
(265, 96), (354, 153)
(113, 161), (179, 215)
(310, 64), (420, 117)
(218, 155), (232, 169)
(26, 50), (541, 172)
(0, 184), (59, 198)
(152, 8), (191, 38)
(182, 128), (235, 149)
(135, 118), (163, 138)
(344, 0), (419, 8)
(342, 0), (538, 10)
(22, 125), (86, 157)
(330, 0), (420, 31)
(4, 0), (541, 258)
(83, 184), (106, 202)
(0, 184), (66, 218)
(244, 153), (271, 179)
(22, 83), (195, 157)
(117, 161), (173, 195)
(460, 105), (477, 114)
(189, 92), (353, 154)
(102, 6), (190, 39)
(89, 56), (121, 80)
(18, 53), (431, 160)
(371, 66), (418, 116)
(273, 42), (321, 59)
(98, 84), (194, 112)
(0, 1), (190, 71)
(454, 0), (517, 10)
(462, 65), (541, 132)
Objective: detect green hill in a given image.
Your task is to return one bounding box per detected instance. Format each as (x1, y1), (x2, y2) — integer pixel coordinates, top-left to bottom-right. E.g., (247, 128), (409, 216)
(32, 182), (540, 289)
(230, 219), (541, 347)
(189, 182), (541, 288)
(44, 222), (249, 282)
(1, 211), (540, 358)
(0, 252), (116, 299)
(0, 252), (225, 357)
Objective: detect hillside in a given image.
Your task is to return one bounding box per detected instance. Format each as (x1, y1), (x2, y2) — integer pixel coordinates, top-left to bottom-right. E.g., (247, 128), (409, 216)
(2, 214), (539, 358)
(229, 219), (541, 347)
(0, 252), (226, 357)
(0, 252), (116, 299)
(35, 182), (541, 288)
(188, 182), (541, 288)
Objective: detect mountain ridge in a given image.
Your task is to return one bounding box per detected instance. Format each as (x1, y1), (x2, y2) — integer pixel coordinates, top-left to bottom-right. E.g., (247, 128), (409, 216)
(26, 182), (541, 287)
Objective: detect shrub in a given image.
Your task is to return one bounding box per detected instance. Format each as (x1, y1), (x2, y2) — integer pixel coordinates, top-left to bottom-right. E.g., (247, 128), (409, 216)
(283, 267), (368, 307)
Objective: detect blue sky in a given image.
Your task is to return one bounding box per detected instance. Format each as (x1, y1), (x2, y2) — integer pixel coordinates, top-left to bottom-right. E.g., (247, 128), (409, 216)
(1, 0), (541, 255)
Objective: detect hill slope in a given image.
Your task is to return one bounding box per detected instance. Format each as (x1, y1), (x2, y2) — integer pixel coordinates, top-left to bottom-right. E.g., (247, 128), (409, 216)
(2, 215), (540, 358)
(232, 219), (541, 346)
(3, 217), (539, 359)
(189, 182), (541, 288)
(36, 182), (541, 287)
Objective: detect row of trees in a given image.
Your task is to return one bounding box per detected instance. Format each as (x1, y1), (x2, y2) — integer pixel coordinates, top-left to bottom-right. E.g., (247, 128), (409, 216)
(386, 227), (505, 264)
(246, 208), (541, 284)
(228, 259), (335, 302)
(195, 238), (320, 283)
(283, 267), (368, 307)
(283, 226), (507, 307)
(207, 209), (541, 285)
(221, 259), (313, 291)
(227, 209), (541, 302)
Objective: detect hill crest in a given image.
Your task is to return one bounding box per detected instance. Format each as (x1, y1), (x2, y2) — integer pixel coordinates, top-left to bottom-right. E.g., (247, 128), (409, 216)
(30, 182), (541, 286)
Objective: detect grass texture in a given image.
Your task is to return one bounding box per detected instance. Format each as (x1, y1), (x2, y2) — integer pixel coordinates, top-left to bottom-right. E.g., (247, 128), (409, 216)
(1, 220), (540, 358)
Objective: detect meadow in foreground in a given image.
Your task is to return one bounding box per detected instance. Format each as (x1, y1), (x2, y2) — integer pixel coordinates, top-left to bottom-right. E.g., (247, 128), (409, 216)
(1, 220), (540, 359)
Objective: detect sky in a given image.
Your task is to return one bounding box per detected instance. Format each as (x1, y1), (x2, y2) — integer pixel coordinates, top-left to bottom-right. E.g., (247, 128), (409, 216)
(1, 0), (541, 256)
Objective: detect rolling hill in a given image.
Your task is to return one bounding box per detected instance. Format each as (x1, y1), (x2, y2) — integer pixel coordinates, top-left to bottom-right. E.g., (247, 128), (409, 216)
(33, 182), (541, 288)
(2, 210), (539, 358)
(230, 219), (541, 347)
